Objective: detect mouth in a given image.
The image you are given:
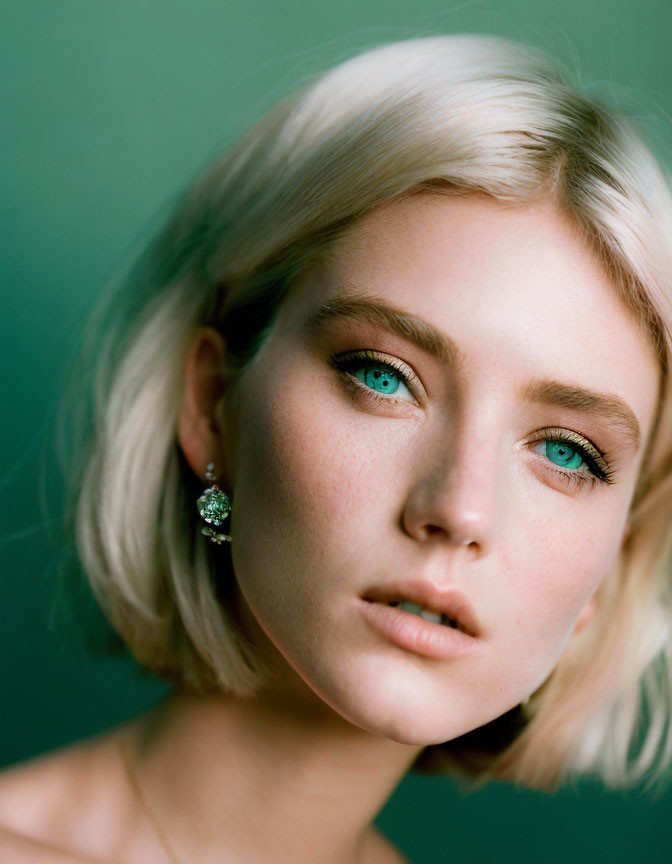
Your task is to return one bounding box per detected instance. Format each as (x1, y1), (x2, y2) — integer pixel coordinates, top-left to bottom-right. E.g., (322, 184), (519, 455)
(360, 579), (481, 638)
(376, 600), (462, 630)
(357, 590), (482, 660)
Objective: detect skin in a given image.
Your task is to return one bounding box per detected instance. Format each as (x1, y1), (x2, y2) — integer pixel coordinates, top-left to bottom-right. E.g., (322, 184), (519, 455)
(0, 192), (660, 863)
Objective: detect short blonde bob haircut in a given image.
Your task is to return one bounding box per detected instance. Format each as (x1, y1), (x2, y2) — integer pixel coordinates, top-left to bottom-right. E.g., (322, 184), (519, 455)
(69, 35), (672, 794)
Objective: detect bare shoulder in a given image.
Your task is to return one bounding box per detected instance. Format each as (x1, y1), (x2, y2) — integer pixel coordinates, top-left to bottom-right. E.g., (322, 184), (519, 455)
(0, 727), (132, 863)
(0, 734), (102, 835)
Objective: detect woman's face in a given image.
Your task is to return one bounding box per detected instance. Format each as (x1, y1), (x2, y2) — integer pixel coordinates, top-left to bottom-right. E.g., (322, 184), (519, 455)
(220, 193), (660, 744)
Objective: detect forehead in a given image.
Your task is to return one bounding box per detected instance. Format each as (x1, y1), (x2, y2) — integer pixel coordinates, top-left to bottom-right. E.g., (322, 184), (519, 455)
(279, 193), (661, 447)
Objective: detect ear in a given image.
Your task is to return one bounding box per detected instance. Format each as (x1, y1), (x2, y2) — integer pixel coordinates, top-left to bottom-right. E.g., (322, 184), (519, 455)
(177, 326), (233, 489)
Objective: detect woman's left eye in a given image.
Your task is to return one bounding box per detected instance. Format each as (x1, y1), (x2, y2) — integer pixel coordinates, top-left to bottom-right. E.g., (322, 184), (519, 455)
(530, 429), (615, 487)
(327, 350), (419, 404)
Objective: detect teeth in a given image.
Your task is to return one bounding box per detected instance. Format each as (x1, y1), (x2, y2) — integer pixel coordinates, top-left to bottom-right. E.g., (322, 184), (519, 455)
(384, 600), (462, 630)
(419, 609), (443, 624)
(398, 601), (423, 615)
(394, 601), (456, 627)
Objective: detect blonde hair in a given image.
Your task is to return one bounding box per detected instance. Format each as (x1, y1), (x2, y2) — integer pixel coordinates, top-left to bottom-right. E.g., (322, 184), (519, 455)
(66, 35), (672, 793)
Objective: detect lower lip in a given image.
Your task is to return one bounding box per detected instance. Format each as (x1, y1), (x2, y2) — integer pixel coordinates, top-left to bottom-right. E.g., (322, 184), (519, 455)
(358, 599), (482, 660)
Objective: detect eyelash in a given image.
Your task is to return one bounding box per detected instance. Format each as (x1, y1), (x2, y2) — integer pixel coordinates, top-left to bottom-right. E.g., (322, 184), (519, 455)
(327, 350), (617, 490)
(529, 427), (616, 490)
(328, 349), (421, 405)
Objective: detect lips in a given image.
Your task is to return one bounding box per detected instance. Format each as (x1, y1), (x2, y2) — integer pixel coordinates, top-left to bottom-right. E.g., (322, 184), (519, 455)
(360, 578), (481, 638)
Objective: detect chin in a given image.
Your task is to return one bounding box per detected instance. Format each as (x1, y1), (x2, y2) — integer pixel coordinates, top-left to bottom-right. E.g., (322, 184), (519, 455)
(356, 706), (479, 746)
(312, 675), (483, 746)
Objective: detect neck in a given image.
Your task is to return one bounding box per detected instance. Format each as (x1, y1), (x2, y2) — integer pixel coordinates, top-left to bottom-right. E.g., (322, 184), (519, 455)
(122, 684), (423, 864)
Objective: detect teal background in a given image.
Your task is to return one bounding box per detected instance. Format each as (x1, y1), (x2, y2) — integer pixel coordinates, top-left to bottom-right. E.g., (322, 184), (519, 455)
(2, 1), (671, 861)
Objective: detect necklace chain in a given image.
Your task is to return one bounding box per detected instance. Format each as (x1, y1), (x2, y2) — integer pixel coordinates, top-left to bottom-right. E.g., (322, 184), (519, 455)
(116, 729), (184, 864)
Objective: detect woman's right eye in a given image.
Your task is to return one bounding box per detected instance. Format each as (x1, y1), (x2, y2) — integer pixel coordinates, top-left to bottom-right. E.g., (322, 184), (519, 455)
(327, 350), (419, 404)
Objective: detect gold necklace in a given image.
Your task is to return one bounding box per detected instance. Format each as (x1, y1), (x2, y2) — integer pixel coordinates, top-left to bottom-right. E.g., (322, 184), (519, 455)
(116, 729), (184, 864)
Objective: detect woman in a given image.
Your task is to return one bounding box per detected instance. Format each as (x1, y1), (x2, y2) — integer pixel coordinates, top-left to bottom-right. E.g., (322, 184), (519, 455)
(1, 33), (671, 863)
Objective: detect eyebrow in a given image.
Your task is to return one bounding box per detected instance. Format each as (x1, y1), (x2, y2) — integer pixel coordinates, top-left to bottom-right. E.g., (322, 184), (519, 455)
(306, 291), (458, 366)
(305, 291), (641, 449)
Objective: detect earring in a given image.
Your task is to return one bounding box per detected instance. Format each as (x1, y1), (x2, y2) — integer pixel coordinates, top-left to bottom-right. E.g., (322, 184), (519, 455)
(196, 462), (232, 545)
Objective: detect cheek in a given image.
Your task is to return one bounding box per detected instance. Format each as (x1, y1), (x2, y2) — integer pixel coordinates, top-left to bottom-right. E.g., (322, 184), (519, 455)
(239, 386), (357, 533)
(234, 357), (413, 550)
(497, 510), (623, 677)
(228, 362), (388, 620)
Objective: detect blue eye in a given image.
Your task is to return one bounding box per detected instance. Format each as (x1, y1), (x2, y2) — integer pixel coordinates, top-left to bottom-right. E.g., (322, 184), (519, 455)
(531, 430), (614, 487)
(354, 365), (402, 394)
(545, 440), (584, 470)
(328, 350), (417, 403)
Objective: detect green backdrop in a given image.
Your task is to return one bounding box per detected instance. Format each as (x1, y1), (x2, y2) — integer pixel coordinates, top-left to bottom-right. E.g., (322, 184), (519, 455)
(2, 1), (671, 861)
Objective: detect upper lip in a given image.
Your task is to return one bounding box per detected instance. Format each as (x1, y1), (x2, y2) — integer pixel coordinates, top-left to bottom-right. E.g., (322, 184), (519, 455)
(361, 578), (482, 637)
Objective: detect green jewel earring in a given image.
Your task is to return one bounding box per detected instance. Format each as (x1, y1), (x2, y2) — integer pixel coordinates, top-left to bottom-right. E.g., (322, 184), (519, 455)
(196, 462), (232, 545)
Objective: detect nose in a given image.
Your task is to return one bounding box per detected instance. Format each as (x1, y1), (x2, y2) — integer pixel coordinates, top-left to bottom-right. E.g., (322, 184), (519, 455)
(401, 422), (501, 555)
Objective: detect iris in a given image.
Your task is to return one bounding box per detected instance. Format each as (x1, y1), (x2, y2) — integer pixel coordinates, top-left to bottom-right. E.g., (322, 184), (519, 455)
(546, 441), (583, 470)
(354, 366), (400, 394)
